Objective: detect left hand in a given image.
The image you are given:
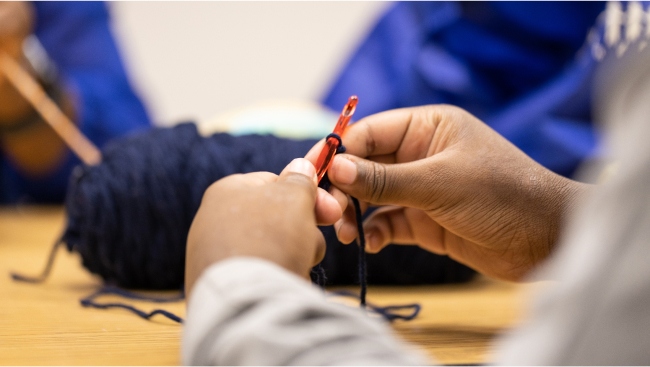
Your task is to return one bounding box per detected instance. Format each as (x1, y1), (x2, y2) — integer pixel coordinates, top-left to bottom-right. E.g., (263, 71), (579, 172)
(185, 158), (343, 295)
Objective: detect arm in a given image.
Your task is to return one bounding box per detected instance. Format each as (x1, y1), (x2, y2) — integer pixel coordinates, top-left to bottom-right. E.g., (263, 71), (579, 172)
(1, 2), (150, 202)
(32, 1), (151, 144)
(495, 12), (650, 362)
(184, 258), (425, 365)
(0, 2), (69, 177)
(183, 158), (426, 365)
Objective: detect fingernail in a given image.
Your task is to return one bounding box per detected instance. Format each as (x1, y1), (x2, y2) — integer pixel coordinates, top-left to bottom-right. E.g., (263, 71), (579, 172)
(364, 228), (380, 252)
(287, 158), (316, 181)
(335, 221), (347, 245)
(365, 231), (375, 252)
(331, 156), (357, 185)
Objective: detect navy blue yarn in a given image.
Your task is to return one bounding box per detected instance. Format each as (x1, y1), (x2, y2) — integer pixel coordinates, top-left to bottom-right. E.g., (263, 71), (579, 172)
(57, 123), (474, 291)
(11, 123), (434, 322)
(80, 286), (184, 323)
(330, 290), (420, 321)
(318, 133), (420, 318)
(10, 238), (186, 323)
(325, 133), (346, 154)
(63, 123), (318, 290)
(318, 133), (367, 306)
(351, 197), (367, 306)
(11, 239), (63, 283)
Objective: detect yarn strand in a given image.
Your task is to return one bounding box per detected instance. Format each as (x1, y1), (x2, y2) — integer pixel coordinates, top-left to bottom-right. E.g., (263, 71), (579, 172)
(330, 290), (421, 321)
(11, 238), (63, 283)
(351, 196), (367, 306)
(80, 286), (184, 323)
(317, 133), (420, 320)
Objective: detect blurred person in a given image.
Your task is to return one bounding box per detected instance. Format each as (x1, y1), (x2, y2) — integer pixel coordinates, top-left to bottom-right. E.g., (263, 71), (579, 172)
(0, 1), (150, 203)
(182, 2), (650, 365)
(325, 2), (606, 179)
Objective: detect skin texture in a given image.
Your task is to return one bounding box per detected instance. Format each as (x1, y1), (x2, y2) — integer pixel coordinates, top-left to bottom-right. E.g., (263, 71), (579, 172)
(0, 1), (70, 177)
(185, 158), (342, 296)
(187, 104), (589, 294)
(306, 105), (589, 281)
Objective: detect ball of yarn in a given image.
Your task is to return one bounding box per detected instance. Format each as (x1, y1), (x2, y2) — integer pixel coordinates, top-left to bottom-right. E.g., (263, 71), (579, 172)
(62, 123), (474, 290)
(63, 123), (317, 289)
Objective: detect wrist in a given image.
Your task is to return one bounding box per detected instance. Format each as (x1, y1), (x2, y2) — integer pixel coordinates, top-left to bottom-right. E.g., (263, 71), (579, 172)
(542, 175), (590, 250)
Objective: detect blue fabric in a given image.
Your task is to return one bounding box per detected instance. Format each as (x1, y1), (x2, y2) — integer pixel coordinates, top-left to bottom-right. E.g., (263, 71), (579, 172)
(324, 1), (606, 178)
(1, 1), (151, 203)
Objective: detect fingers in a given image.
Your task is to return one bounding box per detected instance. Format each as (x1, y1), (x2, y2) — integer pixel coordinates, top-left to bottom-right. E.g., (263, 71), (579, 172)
(334, 198), (357, 244)
(315, 187), (341, 226)
(203, 171), (278, 203)
(333, 195), (367, 244)
(328, 186), (349, 213)
(304, 138), (326, 166)
(279, 158), (318, 186)
(362, 206), (412, 253)
(0, 2), (34, 57)
(328, 154), (444, 209)
(341, 106), (459, 160)
(280, 158), (343, 226)
(306, 105), (463, 169)
(363, 206), (449, 256)
(227, 171), (278, 187)
(312, 229), (327, 267)
(341, 108), (416, 158)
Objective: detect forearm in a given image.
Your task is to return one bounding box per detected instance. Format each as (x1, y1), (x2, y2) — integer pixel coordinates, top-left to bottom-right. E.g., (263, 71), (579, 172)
(183, 257), (426, 366)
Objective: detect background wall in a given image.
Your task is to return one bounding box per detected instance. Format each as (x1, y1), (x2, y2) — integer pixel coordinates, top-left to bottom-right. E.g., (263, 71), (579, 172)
(109, 2), (389, 126)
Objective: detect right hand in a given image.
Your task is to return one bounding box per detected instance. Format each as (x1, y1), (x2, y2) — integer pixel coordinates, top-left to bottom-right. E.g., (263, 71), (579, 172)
(306, 105), (587, 281)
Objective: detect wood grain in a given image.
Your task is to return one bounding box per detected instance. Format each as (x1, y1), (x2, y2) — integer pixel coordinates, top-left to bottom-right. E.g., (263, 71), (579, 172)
(0, 206), (539, 365)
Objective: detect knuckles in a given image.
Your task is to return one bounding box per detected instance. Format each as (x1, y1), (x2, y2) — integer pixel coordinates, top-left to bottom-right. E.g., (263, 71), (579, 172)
(359, 160), (388, 204)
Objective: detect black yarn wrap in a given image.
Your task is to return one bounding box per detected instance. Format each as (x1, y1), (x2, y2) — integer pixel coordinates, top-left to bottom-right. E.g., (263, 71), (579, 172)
(63, 123), (475, 289)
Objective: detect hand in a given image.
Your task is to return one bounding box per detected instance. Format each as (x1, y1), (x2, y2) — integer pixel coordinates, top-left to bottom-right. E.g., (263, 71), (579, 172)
(306, 105), (587, 281)
(0, 2), (76, 178)
(185, 158), (343, 294)
(0, 1), (33, 87)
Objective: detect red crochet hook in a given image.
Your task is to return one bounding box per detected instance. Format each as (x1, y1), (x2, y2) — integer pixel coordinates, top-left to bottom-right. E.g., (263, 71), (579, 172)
(315, 95), (358, 184)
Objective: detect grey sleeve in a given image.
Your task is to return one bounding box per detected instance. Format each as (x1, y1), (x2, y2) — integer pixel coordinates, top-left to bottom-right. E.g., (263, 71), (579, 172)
(182, 257), (427, 366)
(495, 7), (650, 364)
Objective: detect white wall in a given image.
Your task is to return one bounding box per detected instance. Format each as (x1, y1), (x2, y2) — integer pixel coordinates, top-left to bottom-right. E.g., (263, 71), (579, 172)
(109, 2), (389, 126)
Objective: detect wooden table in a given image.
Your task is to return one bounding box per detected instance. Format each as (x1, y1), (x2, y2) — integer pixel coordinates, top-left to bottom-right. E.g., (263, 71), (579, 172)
(0, 206), (539, 365)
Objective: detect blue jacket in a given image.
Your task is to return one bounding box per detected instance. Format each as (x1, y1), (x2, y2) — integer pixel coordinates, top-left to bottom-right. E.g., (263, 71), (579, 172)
(1, 2), (150, 203)
(324, 2), (607, 178)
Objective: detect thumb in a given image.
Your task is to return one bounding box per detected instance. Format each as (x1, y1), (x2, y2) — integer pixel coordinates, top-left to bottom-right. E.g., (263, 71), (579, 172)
(277, 157), (319, 205)
(279, 158), (318, 189)
(280, 158), (343, 225)
(328, 154), (442, 210)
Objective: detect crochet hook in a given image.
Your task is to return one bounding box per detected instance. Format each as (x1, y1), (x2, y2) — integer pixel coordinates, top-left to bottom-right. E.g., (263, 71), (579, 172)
(315, 95), (358, 183)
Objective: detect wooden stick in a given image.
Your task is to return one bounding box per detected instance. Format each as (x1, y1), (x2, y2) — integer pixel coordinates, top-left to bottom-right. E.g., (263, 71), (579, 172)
(0, 51), (102, 166)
